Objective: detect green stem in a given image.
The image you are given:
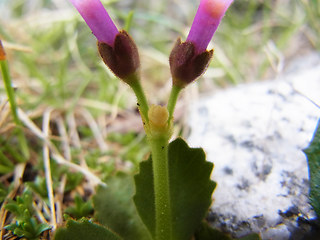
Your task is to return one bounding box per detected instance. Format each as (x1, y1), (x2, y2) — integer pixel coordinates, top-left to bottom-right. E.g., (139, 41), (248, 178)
(1, 61), (19, 123)
(167, 85), (182, 122)
(130, 78), (149, 122)
(148, 136), (172, 240)
(0, 60), (29, 160)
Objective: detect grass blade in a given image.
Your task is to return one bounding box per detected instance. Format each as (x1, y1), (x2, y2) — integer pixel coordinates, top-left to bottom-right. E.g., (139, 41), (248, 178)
(0, 41), (29, 160)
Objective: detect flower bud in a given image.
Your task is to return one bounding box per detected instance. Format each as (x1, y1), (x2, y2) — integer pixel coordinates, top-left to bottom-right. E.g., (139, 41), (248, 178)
(97, 30), (140, 81)
(169, 0), (233, 88)
(169, 38), (213, 88)
(147, 105), (172, 139)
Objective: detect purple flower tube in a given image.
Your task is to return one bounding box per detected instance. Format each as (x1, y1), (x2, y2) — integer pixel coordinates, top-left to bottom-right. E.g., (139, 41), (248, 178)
(187, 0), (233, 54)
(70, 0), (119, 46)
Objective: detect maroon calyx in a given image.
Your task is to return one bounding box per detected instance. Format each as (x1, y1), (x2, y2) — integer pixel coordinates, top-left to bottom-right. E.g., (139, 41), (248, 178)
(169, 38), (213, 88)
(98, 30), (140, 81)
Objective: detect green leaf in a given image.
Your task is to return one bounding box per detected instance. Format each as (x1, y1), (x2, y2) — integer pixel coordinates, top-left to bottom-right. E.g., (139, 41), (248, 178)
(133, 157), (155, 238)
(93, 173), (151, 240)
(64, 195), (93, 219)
(4, 223), (18, 231)
(4, 202), (19, 214)
(54, 218), (121, 240)
(35, 223), (51, 236)
(65, 172), (84, 192)
(303, 119), (320, 218)
(26, 176), (48, 199)
(4, 218), (50, 240)
(194, 221), (261, 240)
(13, 227), (30, 238)
(134, 138), (216, 239)
(4, 191), (34, 221)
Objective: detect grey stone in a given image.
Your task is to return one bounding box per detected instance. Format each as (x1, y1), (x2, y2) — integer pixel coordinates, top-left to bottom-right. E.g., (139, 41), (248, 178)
(187, 53), (320, 239)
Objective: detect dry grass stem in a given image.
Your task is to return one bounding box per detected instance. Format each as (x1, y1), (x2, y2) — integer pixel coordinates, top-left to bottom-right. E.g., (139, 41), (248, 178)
(0, 101), (11, 132)
(66, 113), (87, 165)
(55, 116), (71, 225)
(66, 113), (88, 167)
(66, 112), (82, 149)
(33, 201), (49, 224)
(263, 41), (284, 74)
(42, 108), (57, 231)
(18, 108), (105, 186)
(78, 98), (114, 112)
(66, 112), (100, 191)
(56, 116), (72, 162)
(1, 40), (33, 53)
(79, 108), (108, 152)
(52, 153), (106, 187)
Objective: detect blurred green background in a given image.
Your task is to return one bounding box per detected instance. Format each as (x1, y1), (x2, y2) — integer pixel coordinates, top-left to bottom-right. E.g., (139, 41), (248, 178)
(0, 0), (319, 174)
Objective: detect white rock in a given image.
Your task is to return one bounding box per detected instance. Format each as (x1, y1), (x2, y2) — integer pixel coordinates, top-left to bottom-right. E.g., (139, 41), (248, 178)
(187, 53), (320, 239)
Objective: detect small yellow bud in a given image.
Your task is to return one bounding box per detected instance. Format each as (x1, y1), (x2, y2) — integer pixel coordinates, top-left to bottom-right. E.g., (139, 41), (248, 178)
(147, 105), (171, 138)
(148, 105), (168, 127)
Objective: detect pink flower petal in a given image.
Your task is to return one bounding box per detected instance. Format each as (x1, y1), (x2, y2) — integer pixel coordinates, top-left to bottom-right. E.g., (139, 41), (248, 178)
(187, 0), (233, 53)
(70, 0), (118, 46)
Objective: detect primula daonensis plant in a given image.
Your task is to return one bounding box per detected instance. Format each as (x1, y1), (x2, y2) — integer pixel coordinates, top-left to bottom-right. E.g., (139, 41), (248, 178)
(55, 0), (243, 240)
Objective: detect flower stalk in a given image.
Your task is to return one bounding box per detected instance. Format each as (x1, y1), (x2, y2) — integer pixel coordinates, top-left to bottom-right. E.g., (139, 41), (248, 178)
(149, 138), (171, 240)
(130, 78), (149, 122)
(146, 105), (173, 240)
(167, 85), (182, 122)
